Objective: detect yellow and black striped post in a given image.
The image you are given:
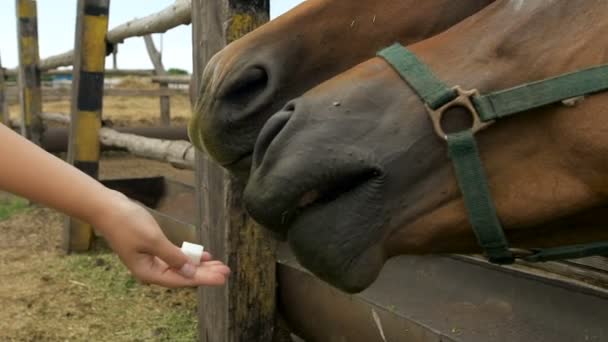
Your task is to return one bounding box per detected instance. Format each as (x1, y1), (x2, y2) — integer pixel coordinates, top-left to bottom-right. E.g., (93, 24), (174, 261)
(64, 0), (110, 252)
(15, 0), (43, 143)
(0, 54), (8, 125)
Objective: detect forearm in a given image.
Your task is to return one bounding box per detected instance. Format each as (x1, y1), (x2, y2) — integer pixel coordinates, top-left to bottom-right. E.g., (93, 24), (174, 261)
(0, 124), (115, 227)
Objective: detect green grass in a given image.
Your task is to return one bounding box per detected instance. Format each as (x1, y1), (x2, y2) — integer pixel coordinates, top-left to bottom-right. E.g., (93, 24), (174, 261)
(0, 196), (29, 221)
(62, 250), (198, 341)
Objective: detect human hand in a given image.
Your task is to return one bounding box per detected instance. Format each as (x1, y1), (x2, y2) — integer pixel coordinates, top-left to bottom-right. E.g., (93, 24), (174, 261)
(92, 190), (231, 287)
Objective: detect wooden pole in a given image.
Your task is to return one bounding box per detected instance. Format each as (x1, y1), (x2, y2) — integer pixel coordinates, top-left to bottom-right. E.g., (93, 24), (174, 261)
(0, 54), (8, 125)
(98, 127), (194, 169)
(143, 34), (171, 126)
(112, 43), (118, 69)
(15, 0), (43, 144)
(191, 1), (278, 341)
(63, 0), (110, 253)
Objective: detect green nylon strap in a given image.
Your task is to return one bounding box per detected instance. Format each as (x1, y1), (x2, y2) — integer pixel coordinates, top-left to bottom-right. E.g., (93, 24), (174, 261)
(378, 44), (515, 263)
(377, 44), (456, 109)
(447, 131), (514, 264)
(524, 241), (608, 263)
(377, 43), (608, 264)
(474, 64), (608, 121)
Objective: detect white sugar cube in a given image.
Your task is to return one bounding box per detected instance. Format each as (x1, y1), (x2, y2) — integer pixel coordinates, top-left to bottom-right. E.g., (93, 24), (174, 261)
(181, 241), (205, 265)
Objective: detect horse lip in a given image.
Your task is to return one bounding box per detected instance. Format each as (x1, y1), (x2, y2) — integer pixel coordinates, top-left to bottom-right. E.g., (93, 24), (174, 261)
(222, 151), (252, 168)
(220, 153), (254, 180)
(289, 177), (376, 226)
(245, 161), (384, 234)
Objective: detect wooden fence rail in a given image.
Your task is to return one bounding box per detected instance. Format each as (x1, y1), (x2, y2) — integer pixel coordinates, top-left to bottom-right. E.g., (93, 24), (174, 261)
(152, 75), (191, 84)
(5, 86), (189, 104)
(5, 68), (156, 78)
(41, 112), (195, 169)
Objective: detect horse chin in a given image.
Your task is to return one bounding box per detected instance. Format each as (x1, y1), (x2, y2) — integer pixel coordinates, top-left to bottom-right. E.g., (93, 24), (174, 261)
(282, 189), (388, 293)
(288, 224), (386, 293)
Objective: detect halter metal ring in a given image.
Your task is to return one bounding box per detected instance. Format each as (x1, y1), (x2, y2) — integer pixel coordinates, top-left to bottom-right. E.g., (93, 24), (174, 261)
(425, 86), (493, 140)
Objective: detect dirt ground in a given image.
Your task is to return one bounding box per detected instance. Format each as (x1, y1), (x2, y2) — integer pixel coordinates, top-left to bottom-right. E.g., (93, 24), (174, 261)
(1, 91), (201, 341)
(9, 77), (193, 128)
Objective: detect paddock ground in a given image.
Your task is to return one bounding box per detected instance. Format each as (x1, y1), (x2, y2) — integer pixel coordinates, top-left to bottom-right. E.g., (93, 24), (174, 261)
(0, 86), (200, 341)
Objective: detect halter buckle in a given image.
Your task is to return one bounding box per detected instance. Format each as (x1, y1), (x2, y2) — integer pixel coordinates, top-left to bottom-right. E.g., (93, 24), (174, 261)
(426, 86), (493, 140)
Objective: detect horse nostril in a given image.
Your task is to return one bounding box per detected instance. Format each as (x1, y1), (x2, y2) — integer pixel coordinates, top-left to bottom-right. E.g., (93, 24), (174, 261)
(252, 102), (296, 170)
(220, 66), (270, 114)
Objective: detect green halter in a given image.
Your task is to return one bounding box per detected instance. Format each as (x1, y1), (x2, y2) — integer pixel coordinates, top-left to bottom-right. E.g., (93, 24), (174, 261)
(377, 43), (608, 264)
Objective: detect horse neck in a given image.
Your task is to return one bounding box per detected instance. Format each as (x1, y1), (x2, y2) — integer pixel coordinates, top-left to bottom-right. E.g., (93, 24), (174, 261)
(411, 0), (608, 92)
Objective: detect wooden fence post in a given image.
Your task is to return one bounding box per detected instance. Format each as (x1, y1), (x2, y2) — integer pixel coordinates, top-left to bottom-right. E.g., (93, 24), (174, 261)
(15, 0), (43, 143)
(159, 81), (171, 126)
(143, 34), (171, 126)
(0, 54), (8, 125)
(112, 43), (118, 69)
(63, 0), (110, 252)
(191, 1), (278, 341)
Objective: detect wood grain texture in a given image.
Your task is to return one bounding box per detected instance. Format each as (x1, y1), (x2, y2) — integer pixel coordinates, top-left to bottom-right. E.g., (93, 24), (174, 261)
(191, 1), (279, 341)
(143, 34), (171, 126)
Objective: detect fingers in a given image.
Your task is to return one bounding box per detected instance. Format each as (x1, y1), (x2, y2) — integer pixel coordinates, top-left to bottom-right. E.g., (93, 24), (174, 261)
(150, 238), (196, 278)
(201, 251), (213, 262)
(145, 262), (230, 288)
(132, 255), (231, 288)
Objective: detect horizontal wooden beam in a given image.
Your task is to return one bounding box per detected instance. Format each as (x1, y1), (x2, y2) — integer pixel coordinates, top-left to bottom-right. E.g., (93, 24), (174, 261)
(151, 75), (191, 84)
(35, 126), (190, 153)
(98, 127), (194, 169)
(5, 86), (189, 103)
(106, 0), (191, 44)
(5, 68), (156, 77)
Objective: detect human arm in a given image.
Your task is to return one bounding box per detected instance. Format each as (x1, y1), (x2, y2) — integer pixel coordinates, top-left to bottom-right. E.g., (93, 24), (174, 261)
(0, 123), (230, 287)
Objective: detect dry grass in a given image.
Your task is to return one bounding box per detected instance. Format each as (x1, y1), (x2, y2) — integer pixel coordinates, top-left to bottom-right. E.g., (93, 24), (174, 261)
(0, 198), (198, 342)
(2, 91), (200, 341)
(8, 78), (193, 127)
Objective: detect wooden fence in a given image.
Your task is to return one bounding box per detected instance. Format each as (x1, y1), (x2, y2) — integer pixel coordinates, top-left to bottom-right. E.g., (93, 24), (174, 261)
(191, 2), (278, 341)
(3, 1), (279, 341)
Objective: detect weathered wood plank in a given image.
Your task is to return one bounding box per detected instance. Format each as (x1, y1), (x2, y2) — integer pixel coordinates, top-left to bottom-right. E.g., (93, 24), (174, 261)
(6, 68), (156, 78)
(143, 34), (171, 126)
(99, 127), (194, 169)
(151, 75), (191, 84)
(6, 86), (188, 104)
(64, 0), (111, 253)
(159, 83), (171, 126)
(106, 0), (191, 44)
(143, 35), (166, 75)
(191, 1), (278, 341)
(15, 0), (43, 143)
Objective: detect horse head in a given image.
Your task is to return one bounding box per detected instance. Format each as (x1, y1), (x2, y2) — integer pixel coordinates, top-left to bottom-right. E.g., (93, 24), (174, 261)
(189, 0), (494, 179)
(244, 0), (608, 292)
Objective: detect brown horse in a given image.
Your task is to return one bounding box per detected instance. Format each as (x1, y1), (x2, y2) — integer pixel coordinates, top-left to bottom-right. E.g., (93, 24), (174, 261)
(243, 0), (608, 292)
(189, 0), (494, 178)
